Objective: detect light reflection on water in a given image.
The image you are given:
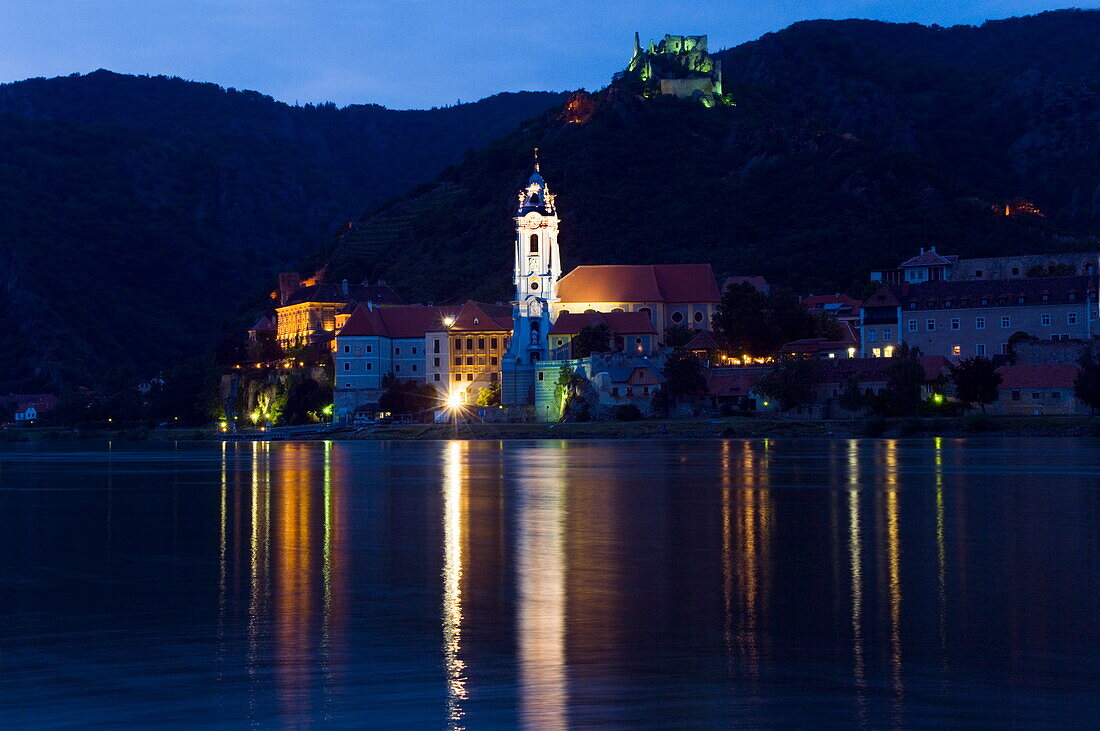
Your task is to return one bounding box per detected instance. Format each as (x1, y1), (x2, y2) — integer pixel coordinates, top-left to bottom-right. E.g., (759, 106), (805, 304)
(2, 437), (1100, 727)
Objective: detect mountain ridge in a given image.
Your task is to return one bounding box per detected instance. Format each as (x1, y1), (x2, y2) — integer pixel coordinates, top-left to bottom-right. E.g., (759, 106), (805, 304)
(325, 10), (1100, 307)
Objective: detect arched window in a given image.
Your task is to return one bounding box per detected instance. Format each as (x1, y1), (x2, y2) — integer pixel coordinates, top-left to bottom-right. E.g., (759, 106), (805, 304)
(529, 234), (538, 254)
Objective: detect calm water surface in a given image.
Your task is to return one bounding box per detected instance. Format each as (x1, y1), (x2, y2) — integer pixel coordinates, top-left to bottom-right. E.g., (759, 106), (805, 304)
(1, 438), (1098, 727)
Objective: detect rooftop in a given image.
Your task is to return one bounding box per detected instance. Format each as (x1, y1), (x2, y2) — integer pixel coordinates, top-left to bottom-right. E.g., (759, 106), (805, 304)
(557, 264), (721, 304)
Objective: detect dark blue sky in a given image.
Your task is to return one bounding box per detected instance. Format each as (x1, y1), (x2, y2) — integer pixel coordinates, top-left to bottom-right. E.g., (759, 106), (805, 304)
(0, 2), (1089, 109)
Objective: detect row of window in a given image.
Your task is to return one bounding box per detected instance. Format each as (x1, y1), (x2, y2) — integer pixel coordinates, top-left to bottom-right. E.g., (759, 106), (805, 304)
(905, 312), (1078, 333)
(454, 356), (499, 367)
(670, 310), (706, 325)
(342, 362), (420, 373)
(342, 343), (422, 356)
(453, 372), (499, 382)
(454, 337), (500, 352)
(865, 329), (893, 342)
(908, 292), (1085, 309)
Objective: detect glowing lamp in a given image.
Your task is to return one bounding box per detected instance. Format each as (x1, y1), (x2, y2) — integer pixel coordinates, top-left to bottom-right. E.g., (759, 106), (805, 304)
(442, 316), (456, 328)
(933, 393), (944, 405)
(446, 391), (463, 410)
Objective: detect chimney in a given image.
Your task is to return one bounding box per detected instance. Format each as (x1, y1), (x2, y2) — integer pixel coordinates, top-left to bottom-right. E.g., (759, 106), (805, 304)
(341, 278), (349, 295)
(920, 247), (925, 255)
(277, 272), (301, 305)
(931, 246), (937, 253)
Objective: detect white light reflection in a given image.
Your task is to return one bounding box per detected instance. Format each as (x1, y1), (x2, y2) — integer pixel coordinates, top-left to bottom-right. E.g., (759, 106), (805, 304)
(516, 446), (568, 729)
(442, 441), (468, 727)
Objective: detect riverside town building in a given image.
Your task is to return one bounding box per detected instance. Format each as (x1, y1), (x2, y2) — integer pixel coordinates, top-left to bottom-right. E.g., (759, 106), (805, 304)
(325, 159), (722, 421)
(243, 157), (1100, 423)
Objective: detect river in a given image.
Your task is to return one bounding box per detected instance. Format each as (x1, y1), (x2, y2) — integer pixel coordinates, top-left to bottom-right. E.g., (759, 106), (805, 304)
(1, 438), (1097, 727)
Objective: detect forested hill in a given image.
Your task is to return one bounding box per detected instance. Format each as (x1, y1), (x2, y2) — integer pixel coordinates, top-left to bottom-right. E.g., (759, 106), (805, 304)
(0, 71), (566, 389)
(326, 9), (1100, 306)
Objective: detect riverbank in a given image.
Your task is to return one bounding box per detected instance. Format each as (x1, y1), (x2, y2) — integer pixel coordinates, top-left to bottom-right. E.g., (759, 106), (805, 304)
(5, 415), (1100, 443)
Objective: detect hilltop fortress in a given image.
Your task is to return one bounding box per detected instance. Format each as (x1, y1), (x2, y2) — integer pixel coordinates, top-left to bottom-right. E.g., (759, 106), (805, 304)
(618, 33), (729, 106)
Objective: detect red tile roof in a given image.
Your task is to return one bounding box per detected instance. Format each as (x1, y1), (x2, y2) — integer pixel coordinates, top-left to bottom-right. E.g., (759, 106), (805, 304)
(996, 364), (1079, 390)
(557, 264), (720, 304)
(450, 301), (513, 332)
(549, 311), (657, 336)
(814, 356), (950, 384)
(900, 249), (954, 267)
(779, 337), (857, 354)
(338, 304), (458, 339)
(802, 293), (862, 310)
(704, 368), (767, 396)
(685, 330), (721, 350)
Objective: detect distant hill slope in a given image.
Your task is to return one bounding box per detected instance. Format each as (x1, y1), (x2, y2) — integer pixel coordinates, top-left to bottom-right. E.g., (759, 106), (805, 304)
(0, 71), (566, 388)
(326, 9), (1100, 307)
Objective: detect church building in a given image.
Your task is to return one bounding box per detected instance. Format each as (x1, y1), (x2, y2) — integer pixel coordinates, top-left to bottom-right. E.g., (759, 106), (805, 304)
(501, 159), (722, 411)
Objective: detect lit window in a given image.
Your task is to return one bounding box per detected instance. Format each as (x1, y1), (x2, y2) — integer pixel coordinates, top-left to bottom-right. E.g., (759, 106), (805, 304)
(872, 348), (882, 358)
(1001, 316), (1011, 328)
(1041, 313), (1051, 326)
(952, 345), (961, 356)
(976, 317), (985, 329)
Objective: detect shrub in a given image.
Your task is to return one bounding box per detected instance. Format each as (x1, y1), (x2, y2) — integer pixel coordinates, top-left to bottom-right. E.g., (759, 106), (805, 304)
(614, 404), (643, 422)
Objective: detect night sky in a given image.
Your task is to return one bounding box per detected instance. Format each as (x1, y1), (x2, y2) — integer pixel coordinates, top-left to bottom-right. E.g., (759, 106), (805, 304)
(0, 1), (1089, 109)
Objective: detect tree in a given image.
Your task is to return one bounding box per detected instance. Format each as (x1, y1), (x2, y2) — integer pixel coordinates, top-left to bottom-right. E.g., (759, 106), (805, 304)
(713, 282), (817, 356)
(661, 350), (707, 408)
(754, 356), (818, 412)
(476, 382), (501, 407)
(1075, 349), (1100, 414)
(1006, 331), (1034, 364)
(663, 324), (694, 348)
(950, 357), (1001, 413)
(882, 343), (926, 415)
(837, 374), (864, 417)
(571, 323), (612, 357)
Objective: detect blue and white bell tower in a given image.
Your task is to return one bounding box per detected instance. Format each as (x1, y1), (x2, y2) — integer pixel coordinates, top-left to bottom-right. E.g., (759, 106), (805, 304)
(503, 153), (561, 405)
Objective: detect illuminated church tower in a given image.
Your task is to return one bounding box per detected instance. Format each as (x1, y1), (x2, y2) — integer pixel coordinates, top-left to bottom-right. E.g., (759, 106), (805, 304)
(502, 154), (561, 405)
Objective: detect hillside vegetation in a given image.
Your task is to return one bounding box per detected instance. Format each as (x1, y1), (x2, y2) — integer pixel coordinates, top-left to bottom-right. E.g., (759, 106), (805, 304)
(0, 71), (565, 389)
(327, 10), (1100, 305)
